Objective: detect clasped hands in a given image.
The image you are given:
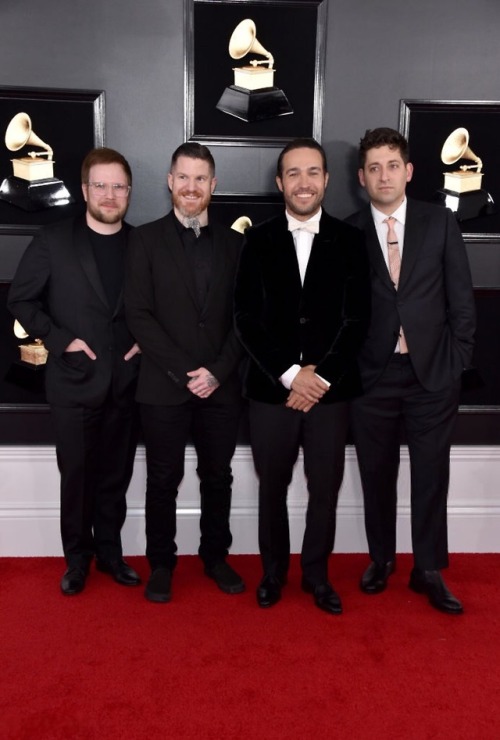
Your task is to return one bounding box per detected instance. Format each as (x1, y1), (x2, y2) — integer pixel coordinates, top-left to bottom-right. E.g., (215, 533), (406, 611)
(186, 367), (220, 399)
(286, 365), (328, 413)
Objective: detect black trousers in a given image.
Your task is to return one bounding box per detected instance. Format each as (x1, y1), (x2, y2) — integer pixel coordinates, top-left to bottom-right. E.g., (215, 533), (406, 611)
(140, 398), (241, 571)
(51, 393), (138, 570)
(350, 354), (460, 571)
(249, 399), (349, 586)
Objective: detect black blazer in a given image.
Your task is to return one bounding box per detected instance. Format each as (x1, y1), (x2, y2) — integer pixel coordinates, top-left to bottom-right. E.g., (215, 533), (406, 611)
(346, 199), (476, 393)
(7, 216), (139, 408)
(234, 210), (371, 404)
(125, 211), (243, 406)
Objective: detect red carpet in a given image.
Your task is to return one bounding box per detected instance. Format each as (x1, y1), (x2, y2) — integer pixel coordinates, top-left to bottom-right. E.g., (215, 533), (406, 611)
(1, 554), (500, 739)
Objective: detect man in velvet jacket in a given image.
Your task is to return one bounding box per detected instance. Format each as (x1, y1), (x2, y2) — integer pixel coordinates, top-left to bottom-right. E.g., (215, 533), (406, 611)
(125, 142), (244, 604)
(234, 138), (370, 614)
(8, 147), (141, 596)
(346, 128), (475, 614)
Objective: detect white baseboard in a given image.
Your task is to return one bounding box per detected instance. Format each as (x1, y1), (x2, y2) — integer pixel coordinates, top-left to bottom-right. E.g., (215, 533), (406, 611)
(1, 445), (499, 556)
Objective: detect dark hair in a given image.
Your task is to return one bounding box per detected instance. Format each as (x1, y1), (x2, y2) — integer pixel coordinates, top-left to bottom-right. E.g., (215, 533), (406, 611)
(81, 147), (132, 185)
(358, 127), (410, 168)
(276, 137), (328, 178)
(170, 142), (216, 177)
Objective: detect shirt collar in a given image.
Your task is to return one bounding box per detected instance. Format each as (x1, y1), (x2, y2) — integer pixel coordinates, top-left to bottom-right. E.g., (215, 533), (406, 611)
(371, 198), (407, 227)
(285, 207), (322, 229)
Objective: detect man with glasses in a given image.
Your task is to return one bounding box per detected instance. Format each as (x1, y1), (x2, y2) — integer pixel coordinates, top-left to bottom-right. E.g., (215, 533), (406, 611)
(8, 147), (142, 595)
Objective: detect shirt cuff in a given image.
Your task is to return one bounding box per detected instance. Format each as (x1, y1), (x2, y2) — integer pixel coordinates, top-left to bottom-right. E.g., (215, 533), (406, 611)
(315, 372), (331, 388)
(280, 364), (301, 390)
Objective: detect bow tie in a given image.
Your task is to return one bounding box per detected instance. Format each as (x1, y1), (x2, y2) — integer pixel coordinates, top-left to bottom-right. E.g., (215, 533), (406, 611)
(288, 217), (319, 234)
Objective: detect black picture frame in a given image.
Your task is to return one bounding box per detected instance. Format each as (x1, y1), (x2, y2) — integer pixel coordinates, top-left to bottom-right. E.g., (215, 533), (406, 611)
(185, 0), (327, 147)
(209, 192), (283, 227)
(0, 86), (105, 235)
(399, 99), (500, 243)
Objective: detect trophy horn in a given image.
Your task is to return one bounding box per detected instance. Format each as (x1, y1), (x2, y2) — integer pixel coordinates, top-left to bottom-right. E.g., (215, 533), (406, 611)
(5, 112), (53, 160)
(231, 215), (252, 234)
(228, 19), (274, 68)
(441, 127), (482, 172)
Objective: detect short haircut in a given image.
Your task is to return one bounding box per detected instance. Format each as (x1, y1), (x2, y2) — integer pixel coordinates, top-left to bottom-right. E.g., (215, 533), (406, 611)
(276, 137), (328, 178)
(81, 147), (132, 185)
(358, 127), (410, 168)
(170, 142), (216, 177)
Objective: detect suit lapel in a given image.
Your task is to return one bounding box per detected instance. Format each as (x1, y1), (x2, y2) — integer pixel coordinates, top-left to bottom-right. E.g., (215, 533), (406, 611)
(73, 217), (109, 309)
(359, 207), (395, 291)
(399, 200), (427, 291)
(203, 222), (228, 316)
(163, 213), (201, 309)
(275, 213), (306, 292)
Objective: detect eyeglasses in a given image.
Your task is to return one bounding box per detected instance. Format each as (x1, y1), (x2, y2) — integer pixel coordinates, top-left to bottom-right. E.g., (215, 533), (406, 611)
(87, 181), (131, 197)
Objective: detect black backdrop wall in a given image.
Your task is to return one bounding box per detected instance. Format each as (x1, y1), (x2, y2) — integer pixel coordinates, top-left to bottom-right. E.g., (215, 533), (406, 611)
(1, 0), (499, 442)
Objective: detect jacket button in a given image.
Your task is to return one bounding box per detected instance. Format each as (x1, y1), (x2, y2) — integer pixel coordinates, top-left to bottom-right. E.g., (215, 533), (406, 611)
(299, 317), (307, 324)
(198, 322), (205, 328)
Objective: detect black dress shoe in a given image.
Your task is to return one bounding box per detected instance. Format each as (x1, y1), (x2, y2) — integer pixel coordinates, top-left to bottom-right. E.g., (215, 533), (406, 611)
(256, 575), (283, 608)
(96, 558), (142, 586)
(409, 569), (463, 615)
(204, 560), (245, 594)
(360, 560), (395, 594)
(61, 567), (87, 596)
(145, 567), (172, 603)
(302, 579), (343, 615)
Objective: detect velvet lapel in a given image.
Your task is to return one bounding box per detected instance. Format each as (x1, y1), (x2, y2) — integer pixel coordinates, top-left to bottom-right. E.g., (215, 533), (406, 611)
(73, 216), (109, 310)
(302, 213), (337, 289)
(272, 213), (303, 293)
(162, 213), (200, 310)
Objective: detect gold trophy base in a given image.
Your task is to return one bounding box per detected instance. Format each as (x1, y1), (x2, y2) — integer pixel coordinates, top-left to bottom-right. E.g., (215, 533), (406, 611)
(19, 342), (48, 366)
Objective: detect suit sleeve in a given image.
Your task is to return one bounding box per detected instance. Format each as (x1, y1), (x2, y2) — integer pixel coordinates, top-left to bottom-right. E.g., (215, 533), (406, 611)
(203, 229), (244, 384)
(7, 231), (74, 357)
(125, 227), (198, 388)
(443, 209), (475, 369)
(234, 233), (296, 385)
(314, 227), (371, 384)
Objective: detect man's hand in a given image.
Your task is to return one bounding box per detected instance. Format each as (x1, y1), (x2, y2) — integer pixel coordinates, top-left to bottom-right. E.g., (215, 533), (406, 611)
(186, 367), (220, 399)
(290, 365), (328, 403)
(286, 389), (315, 413)
(64, 338), (96, 360)
(124, 343), (141, 361)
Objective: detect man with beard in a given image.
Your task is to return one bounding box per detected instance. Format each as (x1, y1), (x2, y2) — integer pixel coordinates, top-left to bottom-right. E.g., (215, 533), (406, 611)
(234, 138), (370, 613)
(125, 142), (244, 603)
(8, 147), (141, 595)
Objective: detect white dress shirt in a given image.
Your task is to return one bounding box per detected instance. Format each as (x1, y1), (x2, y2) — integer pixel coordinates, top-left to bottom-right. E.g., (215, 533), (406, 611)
(279, 209), (329, 390)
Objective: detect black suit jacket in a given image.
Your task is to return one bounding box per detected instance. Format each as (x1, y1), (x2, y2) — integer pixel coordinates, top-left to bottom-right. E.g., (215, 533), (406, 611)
(7, 216), (139, 408)
(124, 211), (243, 406)
(346, 199), (476, 393)
(234, 210), (371, 404)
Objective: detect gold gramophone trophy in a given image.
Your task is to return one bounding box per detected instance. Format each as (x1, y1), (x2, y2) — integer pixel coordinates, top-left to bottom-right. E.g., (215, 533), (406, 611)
(436, 127), (494, 221)
(0, 112), (74, 211)
(13, 320), (48, 366)
(216, 19), (293, 123)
